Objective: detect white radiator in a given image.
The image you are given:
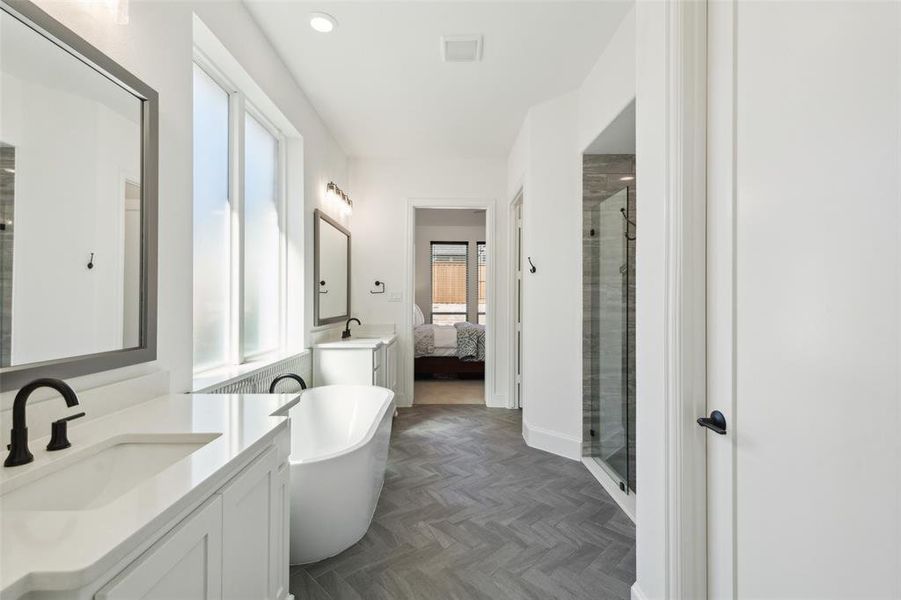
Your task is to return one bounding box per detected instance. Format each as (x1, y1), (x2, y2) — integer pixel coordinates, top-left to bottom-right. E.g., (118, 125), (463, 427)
(196, 352), (312, 394)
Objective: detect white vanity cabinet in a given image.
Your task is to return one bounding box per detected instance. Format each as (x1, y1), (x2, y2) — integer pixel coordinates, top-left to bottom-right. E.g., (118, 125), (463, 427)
(0, 394), (298, 600)
(92, 431), (290, 600)
(32, 428), (293, 600)
(314, 336), (398, 392)
(95, 497), (224, 600)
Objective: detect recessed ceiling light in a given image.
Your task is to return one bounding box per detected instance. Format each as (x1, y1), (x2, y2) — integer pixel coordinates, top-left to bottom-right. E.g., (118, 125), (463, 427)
(309, 12), (337, 33)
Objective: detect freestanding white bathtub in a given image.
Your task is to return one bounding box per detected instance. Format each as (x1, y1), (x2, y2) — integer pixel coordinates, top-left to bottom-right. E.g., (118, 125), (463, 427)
(287, 384), (395, 564)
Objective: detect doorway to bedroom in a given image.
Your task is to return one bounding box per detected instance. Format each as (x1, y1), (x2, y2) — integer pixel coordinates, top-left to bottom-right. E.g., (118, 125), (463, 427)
(412, 208), (487, 405)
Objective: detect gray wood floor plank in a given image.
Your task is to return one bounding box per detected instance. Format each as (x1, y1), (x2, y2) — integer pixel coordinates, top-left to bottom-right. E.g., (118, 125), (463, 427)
(290, 405), (635, 599)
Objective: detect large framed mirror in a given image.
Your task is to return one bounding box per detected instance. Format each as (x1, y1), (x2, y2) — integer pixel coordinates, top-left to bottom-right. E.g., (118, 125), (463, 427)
(0, 0), (158, 391)
(313, 209), (350, 326)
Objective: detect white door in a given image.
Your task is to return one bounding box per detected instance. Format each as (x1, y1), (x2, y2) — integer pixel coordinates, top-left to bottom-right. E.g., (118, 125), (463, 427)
(706, 2), (901, 598)
(96, 497), (223, 600)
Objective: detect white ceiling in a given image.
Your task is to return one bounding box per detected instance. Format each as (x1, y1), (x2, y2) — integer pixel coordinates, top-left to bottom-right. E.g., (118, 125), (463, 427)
(243, 1), (632, 159)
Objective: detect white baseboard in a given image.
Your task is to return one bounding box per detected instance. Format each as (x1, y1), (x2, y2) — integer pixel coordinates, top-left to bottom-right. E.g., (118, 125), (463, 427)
(631, 583), (648, 600)
(486, 393), (508, 408)
(582, 456), (636, 522)
(522, 419), (581, 460)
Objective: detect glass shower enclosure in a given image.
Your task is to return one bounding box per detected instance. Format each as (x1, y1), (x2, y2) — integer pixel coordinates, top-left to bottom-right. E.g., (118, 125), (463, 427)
(583, 155), (636, 494)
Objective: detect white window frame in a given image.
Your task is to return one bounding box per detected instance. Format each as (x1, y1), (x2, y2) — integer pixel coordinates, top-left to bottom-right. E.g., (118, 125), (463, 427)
(193, 52), (287, 373)
(477, 241), (487, 324)
(429, 241), (469, 325)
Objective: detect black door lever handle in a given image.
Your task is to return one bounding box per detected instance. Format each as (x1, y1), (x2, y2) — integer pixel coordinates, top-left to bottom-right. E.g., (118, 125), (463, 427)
(697, 410), (727, 435)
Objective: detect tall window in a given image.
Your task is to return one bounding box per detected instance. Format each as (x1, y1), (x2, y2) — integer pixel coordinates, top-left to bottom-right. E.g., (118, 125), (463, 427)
(243, 113), (280, 357)
(431, 242), (468, 325)
(192, 62), (284, 373)
(192, 64), (231, 371)
(477, 242), (487, 325)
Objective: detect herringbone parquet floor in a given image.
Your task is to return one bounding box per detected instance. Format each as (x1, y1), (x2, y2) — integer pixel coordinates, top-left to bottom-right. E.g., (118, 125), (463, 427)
(290, 406), (636, 600)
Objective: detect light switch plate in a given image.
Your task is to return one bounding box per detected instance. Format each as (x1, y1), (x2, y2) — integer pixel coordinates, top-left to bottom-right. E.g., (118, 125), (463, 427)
(388, 292), (402, 302)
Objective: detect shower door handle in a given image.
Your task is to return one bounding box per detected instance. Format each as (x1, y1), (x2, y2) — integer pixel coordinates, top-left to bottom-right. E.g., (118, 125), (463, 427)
(697, 410), (727, 435)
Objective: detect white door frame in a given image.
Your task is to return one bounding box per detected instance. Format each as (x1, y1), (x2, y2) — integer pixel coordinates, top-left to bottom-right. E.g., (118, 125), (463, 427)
(403, 198), (500, 408)
(648, 0), (709, 599)
(508, 187), (523, 410)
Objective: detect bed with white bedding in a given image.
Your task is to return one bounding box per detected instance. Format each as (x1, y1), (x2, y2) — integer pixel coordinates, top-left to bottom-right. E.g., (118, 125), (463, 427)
(414, 324), (457, 357)
(413, 308), (485, 378)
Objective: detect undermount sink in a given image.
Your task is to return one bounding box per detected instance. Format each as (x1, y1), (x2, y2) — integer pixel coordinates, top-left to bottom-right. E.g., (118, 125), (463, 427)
(0, 433), (220, 512)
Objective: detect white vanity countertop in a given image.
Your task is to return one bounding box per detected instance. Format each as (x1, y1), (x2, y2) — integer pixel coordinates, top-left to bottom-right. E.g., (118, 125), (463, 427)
(314, 333), (397, 350)
(0, 392), (300, 599)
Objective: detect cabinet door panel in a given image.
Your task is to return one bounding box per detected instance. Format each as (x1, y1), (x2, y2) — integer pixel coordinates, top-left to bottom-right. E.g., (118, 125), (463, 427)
(221, 446), (285, 600)
(96, 497), (223, 600)
(386, 342), (398, 393)
(314, 348), (375, 385)
(270, 460), (290, 599)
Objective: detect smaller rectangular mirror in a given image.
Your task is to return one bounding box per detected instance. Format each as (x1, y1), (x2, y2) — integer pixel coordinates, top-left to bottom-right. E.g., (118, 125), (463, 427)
(313, 209), (350, 325)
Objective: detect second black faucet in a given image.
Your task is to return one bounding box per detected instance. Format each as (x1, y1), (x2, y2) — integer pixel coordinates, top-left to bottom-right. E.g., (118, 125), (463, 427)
(342, 317), (361, 339)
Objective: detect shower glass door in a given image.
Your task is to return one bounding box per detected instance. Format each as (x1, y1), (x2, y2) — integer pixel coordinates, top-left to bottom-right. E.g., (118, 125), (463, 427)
(585, 183), (635, 494)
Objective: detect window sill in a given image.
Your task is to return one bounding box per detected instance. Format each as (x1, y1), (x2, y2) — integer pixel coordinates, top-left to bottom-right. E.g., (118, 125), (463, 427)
(191, 350), (309, 393)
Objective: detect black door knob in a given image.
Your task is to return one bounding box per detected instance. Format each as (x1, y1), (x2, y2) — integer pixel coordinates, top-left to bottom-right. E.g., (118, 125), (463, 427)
(697, 410), (727, 435)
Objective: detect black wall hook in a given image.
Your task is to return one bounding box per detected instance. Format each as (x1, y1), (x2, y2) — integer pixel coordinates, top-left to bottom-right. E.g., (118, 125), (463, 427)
(86, 252), (95, 270)
(527, 257), (537, 274)
(370, 280), (385, 294)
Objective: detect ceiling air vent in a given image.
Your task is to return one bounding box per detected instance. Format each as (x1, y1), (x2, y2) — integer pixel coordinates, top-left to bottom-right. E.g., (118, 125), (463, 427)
(441, 35), (483, 63)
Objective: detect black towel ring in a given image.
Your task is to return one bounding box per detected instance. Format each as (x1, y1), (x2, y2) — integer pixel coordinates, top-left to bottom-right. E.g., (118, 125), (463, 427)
(370, 280), (385, 294)
(86, 252), (95, 270)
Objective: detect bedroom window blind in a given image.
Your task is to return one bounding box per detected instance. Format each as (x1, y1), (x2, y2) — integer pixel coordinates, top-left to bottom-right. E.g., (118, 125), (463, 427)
(477, 242), (487, 325)
(431, 242), (468, 325)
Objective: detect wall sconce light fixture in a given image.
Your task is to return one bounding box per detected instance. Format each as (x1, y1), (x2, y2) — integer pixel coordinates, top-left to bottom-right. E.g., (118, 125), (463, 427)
(326, 181), (353, 217)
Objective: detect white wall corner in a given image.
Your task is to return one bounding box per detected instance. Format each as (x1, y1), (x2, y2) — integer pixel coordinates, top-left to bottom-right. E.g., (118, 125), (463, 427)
(522, 419), (581, 460)
(486, 393), (508, 409)
(631, 583), (649, 600)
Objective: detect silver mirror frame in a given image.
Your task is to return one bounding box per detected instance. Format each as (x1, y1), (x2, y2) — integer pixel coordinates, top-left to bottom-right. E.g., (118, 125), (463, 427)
(313, 209), (351, 326)
(0, 0), (158, 391)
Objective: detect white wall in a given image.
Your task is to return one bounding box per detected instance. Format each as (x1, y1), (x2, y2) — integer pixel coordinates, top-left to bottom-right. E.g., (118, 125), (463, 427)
(0, 0), (346, 411)
(506, 7), (635, 460)
(632, 1), (667, 597)
(414, 210), (487, 324)
(348, 158), (507, 407)
(578, 8), (636, 154)
(513, 92), (584, 459)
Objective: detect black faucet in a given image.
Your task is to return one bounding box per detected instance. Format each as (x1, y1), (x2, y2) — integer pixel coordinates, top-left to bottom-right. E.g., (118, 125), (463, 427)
(269, 373), (307, 393)
(5, 378), (80, 467)
(342, 317), (361, 339)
